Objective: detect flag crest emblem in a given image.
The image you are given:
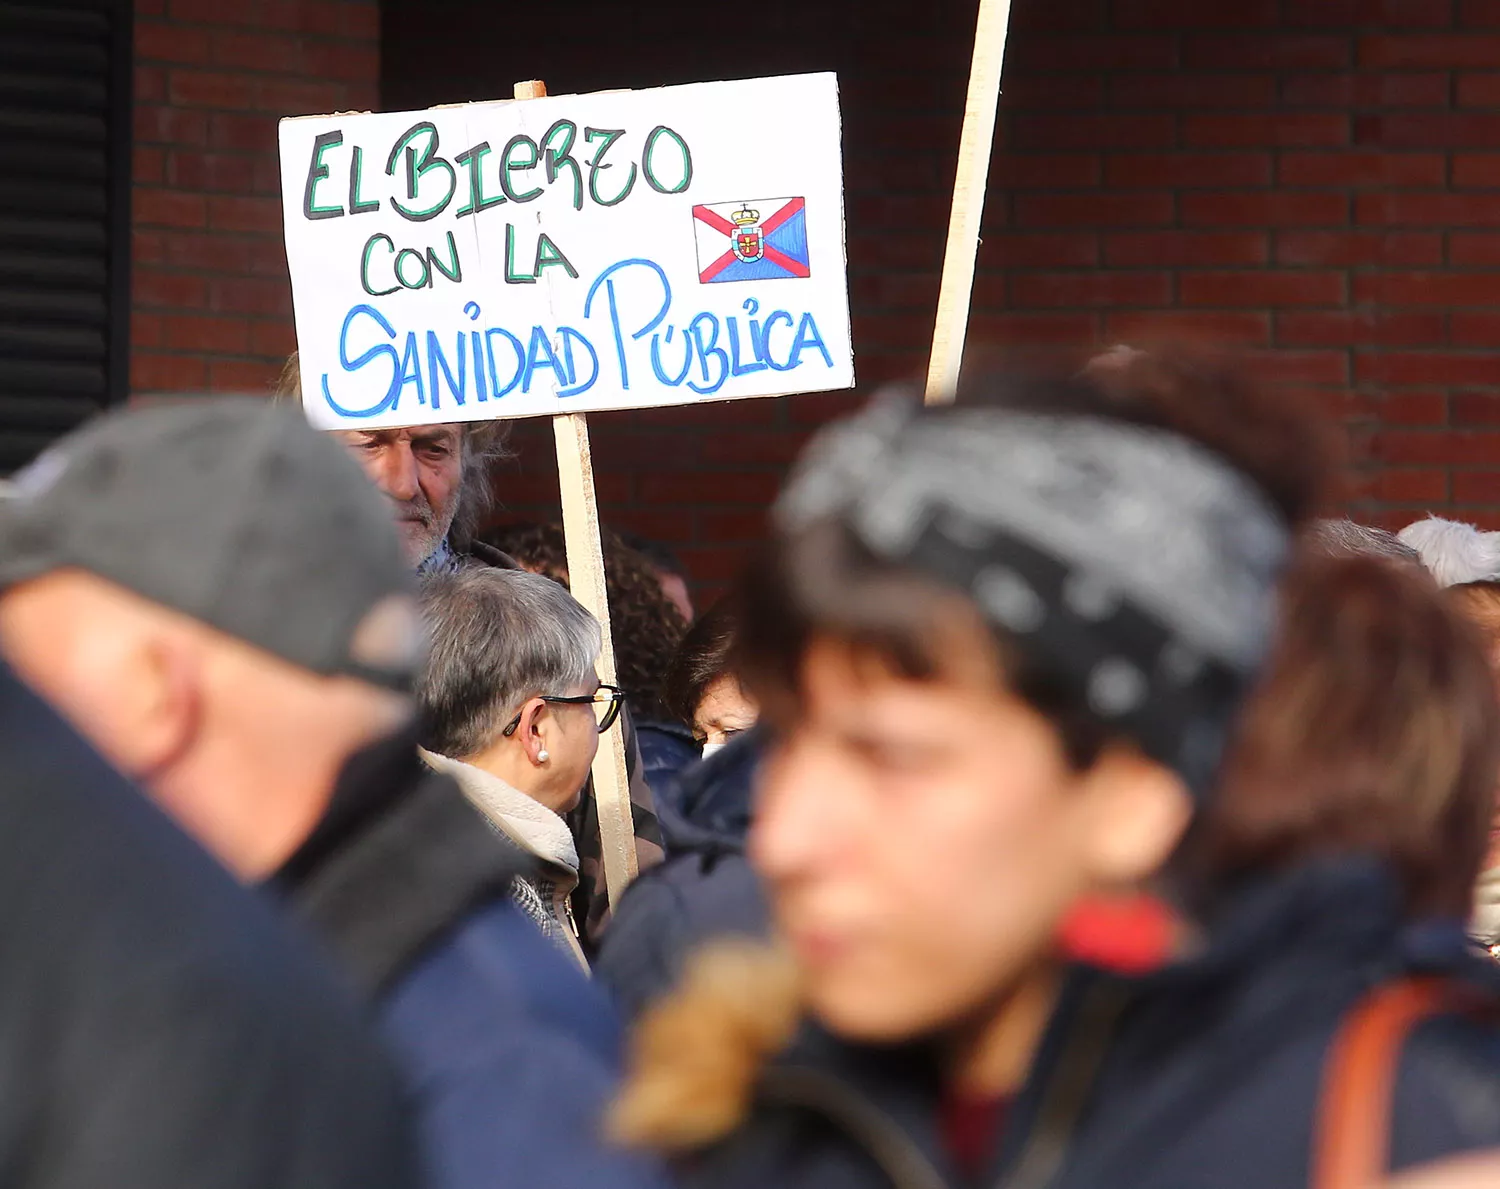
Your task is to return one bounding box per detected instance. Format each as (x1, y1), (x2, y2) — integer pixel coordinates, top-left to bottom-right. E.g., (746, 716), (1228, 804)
(693, 197), (809, 283)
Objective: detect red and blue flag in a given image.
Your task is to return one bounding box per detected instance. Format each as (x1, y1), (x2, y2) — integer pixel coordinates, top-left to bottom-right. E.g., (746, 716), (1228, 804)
(692, 197), (810, 284)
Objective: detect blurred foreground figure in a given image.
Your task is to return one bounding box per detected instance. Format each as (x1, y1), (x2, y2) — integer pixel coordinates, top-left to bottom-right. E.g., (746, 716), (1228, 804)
(0, 402), (664, 1189)
(0, 664), (419, 1189)
(0, 402), (417, 880)
(1385, 1152), (1500, 1189)
(613, 356), (1500, 1188)
(614, 356), (1322, 1175)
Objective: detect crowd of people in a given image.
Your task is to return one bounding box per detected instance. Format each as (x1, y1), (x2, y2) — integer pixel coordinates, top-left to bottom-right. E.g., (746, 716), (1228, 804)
(2, 345), (1500, 1189)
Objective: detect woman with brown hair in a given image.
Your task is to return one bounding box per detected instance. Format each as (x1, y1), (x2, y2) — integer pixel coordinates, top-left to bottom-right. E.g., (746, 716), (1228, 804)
(611, 355), (1500, 1189)
(663, 596), (758, 761)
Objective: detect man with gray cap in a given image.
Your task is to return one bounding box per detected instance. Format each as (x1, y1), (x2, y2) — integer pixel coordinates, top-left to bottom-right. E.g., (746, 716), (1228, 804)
(0, 400), (419, 878)
(0, 416), (420, 1187)
(0, 401), (665, 1189)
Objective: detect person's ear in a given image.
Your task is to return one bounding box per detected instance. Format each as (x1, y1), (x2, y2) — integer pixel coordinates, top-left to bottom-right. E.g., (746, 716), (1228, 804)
(1073, 746), (1194, 888)
(116, 632), (203, 782)
(516, 697), (552, 766)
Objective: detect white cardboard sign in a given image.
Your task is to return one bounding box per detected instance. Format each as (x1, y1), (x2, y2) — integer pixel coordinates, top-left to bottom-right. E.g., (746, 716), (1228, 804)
(278, 73), (853, 429)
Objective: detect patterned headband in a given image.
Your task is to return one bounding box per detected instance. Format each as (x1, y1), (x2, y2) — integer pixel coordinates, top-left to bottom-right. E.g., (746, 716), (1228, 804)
(774, 396), (1292, 797)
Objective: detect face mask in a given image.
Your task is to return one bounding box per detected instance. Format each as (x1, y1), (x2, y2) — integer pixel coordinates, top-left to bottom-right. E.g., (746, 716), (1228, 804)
(701, 741), (728, 761)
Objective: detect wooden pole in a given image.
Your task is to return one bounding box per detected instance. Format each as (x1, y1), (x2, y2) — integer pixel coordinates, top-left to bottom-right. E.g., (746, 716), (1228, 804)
(515, 78), (639, 905)
(923, 0), (1014, 406)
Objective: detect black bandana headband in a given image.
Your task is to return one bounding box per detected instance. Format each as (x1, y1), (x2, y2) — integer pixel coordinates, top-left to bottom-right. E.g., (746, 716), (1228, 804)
(774, 397), (1292, 797)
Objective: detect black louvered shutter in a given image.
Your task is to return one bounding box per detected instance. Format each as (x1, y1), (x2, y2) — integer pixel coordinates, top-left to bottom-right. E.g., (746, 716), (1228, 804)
(0, 0), (130, 473)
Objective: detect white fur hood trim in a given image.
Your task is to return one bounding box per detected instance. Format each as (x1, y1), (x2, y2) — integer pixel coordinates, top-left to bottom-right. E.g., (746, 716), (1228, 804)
(419, 749), (580, 875)
(1399, 515), (1500, 587)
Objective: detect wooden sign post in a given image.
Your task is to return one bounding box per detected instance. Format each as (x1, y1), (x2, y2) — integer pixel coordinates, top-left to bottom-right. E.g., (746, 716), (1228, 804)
(514, 78), (638, 909)
(924, 0), (1015, 407)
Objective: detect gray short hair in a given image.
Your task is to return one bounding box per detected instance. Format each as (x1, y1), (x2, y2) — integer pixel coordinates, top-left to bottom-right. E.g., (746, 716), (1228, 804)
(417, 568), (601, 759)
(1310, 518), (1423, 567)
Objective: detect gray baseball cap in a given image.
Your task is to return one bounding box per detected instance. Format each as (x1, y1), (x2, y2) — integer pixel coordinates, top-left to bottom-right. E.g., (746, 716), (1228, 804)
(0, 399), (420, 689)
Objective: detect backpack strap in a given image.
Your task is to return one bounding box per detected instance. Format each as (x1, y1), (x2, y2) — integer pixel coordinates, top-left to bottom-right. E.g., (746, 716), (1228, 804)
(1313, 976), (1492, 1189)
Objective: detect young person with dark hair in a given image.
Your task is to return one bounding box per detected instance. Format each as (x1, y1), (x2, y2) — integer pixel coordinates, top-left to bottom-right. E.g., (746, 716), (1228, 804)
(664, 596), (759, 762)
(611, 352), (1500, 1189)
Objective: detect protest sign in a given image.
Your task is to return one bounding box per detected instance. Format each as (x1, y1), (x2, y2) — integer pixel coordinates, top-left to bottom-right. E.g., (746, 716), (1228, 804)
(278, 72), (853, 430)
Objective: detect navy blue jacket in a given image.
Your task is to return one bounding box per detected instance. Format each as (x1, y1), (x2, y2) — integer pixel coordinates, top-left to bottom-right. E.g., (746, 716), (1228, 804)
(380, 900), (657, 1189)
(277, 731), (666, 1189)
(682, 860), (1500, 1189)
(0, 664), (419, 1189)
(595, 731), (768, 1020)
(634, 720), (701, 816)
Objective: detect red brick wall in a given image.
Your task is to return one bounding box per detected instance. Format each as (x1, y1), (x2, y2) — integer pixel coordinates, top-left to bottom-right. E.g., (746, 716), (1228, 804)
(131, 0), (1500, 598)
(983, 0), (1500, 534)
(131, 0), (378, 397)
(376, 0), (1500, 599)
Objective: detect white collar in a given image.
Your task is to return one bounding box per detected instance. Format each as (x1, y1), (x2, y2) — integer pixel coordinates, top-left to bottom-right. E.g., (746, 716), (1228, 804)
(419, 749), (579, 874)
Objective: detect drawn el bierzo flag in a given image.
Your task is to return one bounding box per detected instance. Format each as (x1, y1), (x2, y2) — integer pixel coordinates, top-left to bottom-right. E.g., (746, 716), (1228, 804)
(693, 197), (810, 284)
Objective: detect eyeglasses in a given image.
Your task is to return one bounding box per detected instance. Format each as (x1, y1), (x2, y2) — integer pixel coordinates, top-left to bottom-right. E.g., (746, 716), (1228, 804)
(502, 683), (625, 738)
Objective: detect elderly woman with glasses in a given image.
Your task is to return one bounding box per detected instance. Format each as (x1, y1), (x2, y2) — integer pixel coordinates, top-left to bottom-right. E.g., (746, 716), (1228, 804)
(417, 568), (624, 970)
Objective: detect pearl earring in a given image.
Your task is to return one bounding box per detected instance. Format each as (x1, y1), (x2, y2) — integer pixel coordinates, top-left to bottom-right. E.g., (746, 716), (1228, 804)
(537, 749), (550, 763)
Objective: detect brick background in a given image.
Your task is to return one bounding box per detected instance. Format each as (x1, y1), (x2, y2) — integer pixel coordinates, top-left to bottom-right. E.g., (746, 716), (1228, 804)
(131, 0), (378, 397)
(380, 0), (1500, 598)
(133, 0), (1500, 599)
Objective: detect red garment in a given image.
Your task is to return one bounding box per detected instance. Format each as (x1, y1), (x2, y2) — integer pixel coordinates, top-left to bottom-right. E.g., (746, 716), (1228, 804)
(1057, 893), (1178, 974)
(939, 1089), (1009, 1183)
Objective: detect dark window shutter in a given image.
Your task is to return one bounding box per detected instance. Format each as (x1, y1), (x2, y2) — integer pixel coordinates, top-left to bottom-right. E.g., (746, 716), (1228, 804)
(0, 0), (129, 472)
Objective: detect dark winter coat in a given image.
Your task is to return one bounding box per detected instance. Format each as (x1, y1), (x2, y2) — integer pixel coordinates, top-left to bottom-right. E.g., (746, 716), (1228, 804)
(274, 729), (667, 1189)
(635, 719), (701, 815)
(680, 859), (1500, 1189)
(0, 664), (419, 1189)
(595, 731), (768, 1019)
